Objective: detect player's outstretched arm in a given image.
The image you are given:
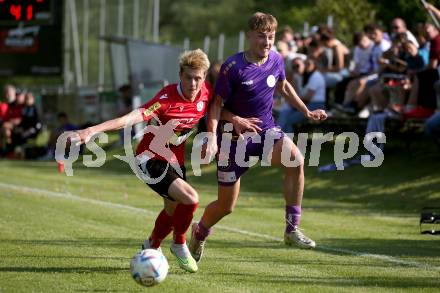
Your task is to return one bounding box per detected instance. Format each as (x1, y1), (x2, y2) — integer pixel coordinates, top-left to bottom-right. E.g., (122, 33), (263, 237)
(277, 79), (327, 121)
(74, 109), (144, 145)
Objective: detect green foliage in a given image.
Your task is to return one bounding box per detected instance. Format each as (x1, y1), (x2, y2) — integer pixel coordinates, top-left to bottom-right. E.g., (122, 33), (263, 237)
(160, 0), (254, 43)
(369, 0), (440, 29)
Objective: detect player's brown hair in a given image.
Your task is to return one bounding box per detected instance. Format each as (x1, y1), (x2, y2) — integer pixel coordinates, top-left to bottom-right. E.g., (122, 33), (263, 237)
(179, 49), (210, 74)
(248, 12), (278, 33)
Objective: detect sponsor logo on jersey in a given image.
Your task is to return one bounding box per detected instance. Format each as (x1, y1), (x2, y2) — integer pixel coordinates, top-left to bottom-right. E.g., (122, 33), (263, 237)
(196, 101), (204, 111)
(159, 94), (168, 99)
(143, 102), (161, 117)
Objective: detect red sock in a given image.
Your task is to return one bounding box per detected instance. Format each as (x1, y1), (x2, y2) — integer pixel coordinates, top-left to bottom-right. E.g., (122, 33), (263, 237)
(149, 209), (173, 248)
(172, 203), (198, 244)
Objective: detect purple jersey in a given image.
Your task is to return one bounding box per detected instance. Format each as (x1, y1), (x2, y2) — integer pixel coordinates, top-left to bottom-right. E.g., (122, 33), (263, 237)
(215, 50), (286, 130)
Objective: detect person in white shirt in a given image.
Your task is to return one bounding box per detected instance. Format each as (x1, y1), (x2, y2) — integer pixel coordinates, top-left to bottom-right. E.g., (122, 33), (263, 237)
(390, 18), (419, 48)
(277, 57), (326, 133)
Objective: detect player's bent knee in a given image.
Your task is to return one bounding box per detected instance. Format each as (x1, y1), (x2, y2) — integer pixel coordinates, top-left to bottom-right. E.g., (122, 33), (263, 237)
(181, 190), (199, 205)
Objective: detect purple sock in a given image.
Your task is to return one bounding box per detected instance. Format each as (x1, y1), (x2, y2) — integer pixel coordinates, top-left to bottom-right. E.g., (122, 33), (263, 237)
(195, 221), (212, 241)
(285, 205), (301, 233)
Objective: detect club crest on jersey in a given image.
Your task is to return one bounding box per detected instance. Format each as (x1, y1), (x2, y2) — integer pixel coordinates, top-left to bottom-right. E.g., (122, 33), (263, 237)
(266, 75), (276, 88)
(196, 101), (204, 112)
(143, 102), (161, 117)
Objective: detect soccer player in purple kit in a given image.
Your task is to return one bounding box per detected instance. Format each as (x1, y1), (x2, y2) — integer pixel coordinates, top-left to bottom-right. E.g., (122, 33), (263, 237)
(189, 12), (327, 262)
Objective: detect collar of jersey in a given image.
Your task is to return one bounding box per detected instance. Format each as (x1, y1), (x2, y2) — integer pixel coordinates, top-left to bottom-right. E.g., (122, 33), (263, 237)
(177, 82), (200, 102)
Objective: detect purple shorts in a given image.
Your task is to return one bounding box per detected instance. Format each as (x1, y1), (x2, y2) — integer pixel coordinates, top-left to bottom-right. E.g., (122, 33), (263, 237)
(216, 123), (284, 185)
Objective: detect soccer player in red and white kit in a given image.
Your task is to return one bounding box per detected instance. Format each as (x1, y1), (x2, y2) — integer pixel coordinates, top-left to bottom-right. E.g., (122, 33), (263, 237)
(74, 49), (220, 273)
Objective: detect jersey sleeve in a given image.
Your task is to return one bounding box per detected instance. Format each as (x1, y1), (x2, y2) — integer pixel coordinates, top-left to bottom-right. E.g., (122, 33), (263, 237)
(215, 62), (234, 102)
(138, 88), (168, 121)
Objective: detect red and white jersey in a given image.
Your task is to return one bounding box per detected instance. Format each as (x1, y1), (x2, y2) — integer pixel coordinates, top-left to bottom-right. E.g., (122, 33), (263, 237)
(136, 82), (213, 165)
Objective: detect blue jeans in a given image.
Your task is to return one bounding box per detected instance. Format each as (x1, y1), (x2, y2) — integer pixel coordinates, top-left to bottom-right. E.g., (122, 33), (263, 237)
(277, 102), (325, 133)
(324, 69), (349, 88)
(425, 112), (440, 139)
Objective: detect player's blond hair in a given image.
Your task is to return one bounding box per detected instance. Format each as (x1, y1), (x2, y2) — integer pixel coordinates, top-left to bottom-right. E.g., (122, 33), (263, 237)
(248, 12), (278, 33)
(179, 49), (210, 74)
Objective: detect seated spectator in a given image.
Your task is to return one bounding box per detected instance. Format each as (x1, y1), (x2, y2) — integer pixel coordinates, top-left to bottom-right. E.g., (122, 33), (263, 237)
(279, 25), (297, 53)
(11, 92), (41, 147)
(40, 112), (77, 160)
(0, 85), (15, 125)
(277, 40), (306, 76)
(318, 26), (350, 87)
(390, 18), (419, 47)
(414, 23), (430, 67)
(1, 89), (25, 155)
(404, 23), (440, 119)
(334, 32), (374, 104)
(277, 58), (326, 133)
(339, 24), (391, 114)
(307, 39), (330, 71)
(370, 39), (425, 113)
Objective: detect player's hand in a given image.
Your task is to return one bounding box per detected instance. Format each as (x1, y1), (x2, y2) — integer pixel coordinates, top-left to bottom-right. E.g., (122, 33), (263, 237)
(307, 109), (327, 121)
(231, 116), (262, 135)
(202, 136), (218, 162)
(70, 128), (94, 146)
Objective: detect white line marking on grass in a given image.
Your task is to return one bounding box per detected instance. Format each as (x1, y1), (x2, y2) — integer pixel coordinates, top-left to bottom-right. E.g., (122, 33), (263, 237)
(1, 182), (438, 272)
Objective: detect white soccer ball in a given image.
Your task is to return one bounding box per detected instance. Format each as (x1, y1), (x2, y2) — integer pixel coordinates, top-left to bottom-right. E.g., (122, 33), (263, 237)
(130, 249), (169, 287)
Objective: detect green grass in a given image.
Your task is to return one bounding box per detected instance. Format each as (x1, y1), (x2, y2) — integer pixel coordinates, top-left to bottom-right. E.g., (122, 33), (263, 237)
(0, 141), (440, 292)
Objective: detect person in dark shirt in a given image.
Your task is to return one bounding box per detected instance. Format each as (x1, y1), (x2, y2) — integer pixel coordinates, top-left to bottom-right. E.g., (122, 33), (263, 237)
(12, 92), (41, 146)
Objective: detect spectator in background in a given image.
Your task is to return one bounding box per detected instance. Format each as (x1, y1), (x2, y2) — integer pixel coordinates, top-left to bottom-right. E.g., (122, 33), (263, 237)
(40, 112), (77, 160)
(334, 32), (374, 105)
(369, 39), (425, 113)
(318, 26), (350, 87)
(279, 25), (297, 53)
(277, 39), (307, 82)
(12, 92), (41, 147)
(277, 58), (326, 133)
(307, 39), (330, 71)
(1, 88), (25, 155)
(390, 18), (419, 47)
(414, 23), (430, 67)
(339, 24), (391, 114)
(403, 23), (440, 119)
(0, 85), (15, 125)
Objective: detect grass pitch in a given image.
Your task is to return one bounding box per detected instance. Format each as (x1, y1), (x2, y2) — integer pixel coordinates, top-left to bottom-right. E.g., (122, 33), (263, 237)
(0, 142), (439, 292)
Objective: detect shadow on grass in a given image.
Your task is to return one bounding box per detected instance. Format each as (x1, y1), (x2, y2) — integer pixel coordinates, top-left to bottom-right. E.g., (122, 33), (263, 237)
(213, 273), (440, 289)
(1, 238), (142, 248)
(319, 238), (440, 258)
(0, 266), (126, 274)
